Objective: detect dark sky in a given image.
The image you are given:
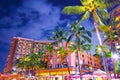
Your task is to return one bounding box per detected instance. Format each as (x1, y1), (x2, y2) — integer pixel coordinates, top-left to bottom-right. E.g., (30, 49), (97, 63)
(0, 0), (105, 72)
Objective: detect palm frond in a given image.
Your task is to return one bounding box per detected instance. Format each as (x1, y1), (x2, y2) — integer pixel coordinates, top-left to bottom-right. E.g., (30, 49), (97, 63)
(66, 33), (74, 47)
(68, 44), (77, 52)
(81, 35), (91, 43)
(79, 11), (90, 22)
(82, 30), (92, 37)
(78, 25), (85, 31)
(94, 0), (106, 9)
(97, 9), (109, 19)
(63, 6), (86, 15)
(82, 44), (92, 51)
(81, 0), (93, 6)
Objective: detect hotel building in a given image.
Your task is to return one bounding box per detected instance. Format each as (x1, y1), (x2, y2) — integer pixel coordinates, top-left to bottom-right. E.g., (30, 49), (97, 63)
(4, 37), (54, 72)
(4, 37), (101, 77)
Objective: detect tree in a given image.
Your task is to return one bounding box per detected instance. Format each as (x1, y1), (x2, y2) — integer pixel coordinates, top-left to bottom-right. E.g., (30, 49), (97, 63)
(15, 52), (46, 78)
(102, 5), (120, 78)
(50, 27), (67, 80)
(63, 0), (111, 79)
(44, 45), (54, 69)
(15, 55), (30, 77)
(66, 21), (91, 79)
(27, 53), (40, 75)
(57, 47), (71, 80)
(95, 45), (112, 58)
(50, 27), (67, 47)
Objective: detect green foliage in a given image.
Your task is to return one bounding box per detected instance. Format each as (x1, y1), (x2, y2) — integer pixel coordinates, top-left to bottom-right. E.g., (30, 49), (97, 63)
(104, 29), (117, 42)
(66, 21), (92, 52)
(63, 0), (108, 26)
(68, 44), (76, 52)
(94, 0), (106, 9)
(115, 60), (120, 74)
(105, 51), (111, 58)
(80, 11), (90, 22)
(15, 52), (46, 70)
(81, 0), (93, 6)
(97, 9), (108, 19)
(95, 45), (111, 58)
(105, 0), (120, 9)
(63, 6), (86, 15)
(44, 45), (53, 53)
(82, 44), (92, 51)
(66, 21), (92, 44)
(50, 27), (67, 44)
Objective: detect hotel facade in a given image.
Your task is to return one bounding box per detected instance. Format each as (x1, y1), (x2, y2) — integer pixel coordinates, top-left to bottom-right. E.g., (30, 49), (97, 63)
(4, 37), (101, 76)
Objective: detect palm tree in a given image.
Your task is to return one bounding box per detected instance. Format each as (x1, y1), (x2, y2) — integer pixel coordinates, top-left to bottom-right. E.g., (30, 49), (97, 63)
(34, 52), (46, 79)
(37, 52), (46, 69)
(43, 45), (54, 77)
(27, 53), (40, 76)
(57, 47), (71, 80)
(15, 55), (30, 77)
(44, 45), (53, 68)
(66, 21), (91, 79)
(50, 27), (68, 80)
(69, 42), (91, 73)
(62, 0), (111, 79)
(102, 7), (120, 78)
(50, 27), (67, 47)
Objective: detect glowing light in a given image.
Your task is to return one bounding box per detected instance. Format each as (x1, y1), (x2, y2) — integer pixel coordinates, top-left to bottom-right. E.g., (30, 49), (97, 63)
(112, 54), (119, 60)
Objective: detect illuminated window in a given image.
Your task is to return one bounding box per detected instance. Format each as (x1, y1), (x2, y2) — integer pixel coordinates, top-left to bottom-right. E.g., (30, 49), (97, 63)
(55, 64), (61, 68)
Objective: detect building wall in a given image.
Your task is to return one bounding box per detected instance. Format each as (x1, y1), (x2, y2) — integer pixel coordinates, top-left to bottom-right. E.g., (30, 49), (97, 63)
(4, 38), (18, 72)
(4, 37), (54, 72)
(4, 37), (101, 73)
(46, 49), (101, 73)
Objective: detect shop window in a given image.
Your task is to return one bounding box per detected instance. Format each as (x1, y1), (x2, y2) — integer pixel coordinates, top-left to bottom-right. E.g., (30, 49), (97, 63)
(55, 64), (61, 68)
(63, 63), (68, 68)
(49, 65), (52, 69)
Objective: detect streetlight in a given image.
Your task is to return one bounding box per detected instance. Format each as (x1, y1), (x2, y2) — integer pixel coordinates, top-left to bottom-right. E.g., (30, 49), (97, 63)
(112, 54), (119, 60)
(79, 60), (83, 65)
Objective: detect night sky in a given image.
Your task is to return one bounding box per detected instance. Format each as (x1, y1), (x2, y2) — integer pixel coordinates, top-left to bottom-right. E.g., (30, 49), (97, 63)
(0, 0), (101, 72)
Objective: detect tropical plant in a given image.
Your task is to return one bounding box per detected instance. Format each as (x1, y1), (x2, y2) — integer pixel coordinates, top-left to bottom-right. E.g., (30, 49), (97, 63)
(37, 52), (46, 69)
(57, 47), (71, 80)
(105, 0), (120, 10)
(43, 45), (54, 69)
(63, 0), (111, 79)
(50, 27), (68, 80)
(50, 27), (67, 47)
(16, 55), (30, 69)
(15, 55), (31, 77)
(15, 52), (46, 78)
(95, 45), (112, 58)
(66, 21), (92, 79)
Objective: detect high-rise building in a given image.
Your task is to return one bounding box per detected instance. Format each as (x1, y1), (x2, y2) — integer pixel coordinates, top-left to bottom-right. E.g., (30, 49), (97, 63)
(4, 37), (54, 72)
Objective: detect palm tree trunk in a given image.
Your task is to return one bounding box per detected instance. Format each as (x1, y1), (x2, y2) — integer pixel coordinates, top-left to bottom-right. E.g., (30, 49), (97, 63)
(61, 63), (64, 80)
(92, 11), (111, 80)
(48, 52), (52, 78)
(65, 56), (71, 79)
(76, 36), (82, 80)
